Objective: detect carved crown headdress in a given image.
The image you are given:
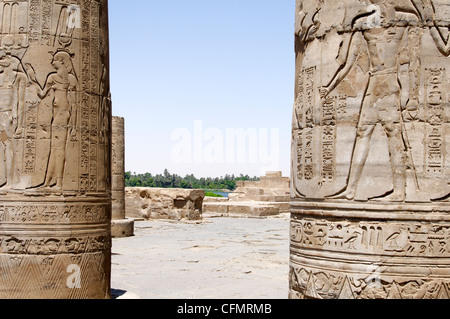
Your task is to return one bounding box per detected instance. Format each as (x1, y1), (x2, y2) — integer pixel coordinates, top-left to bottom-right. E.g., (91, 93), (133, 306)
(54, 4), (79, 49)
(0, 2), (29, 57)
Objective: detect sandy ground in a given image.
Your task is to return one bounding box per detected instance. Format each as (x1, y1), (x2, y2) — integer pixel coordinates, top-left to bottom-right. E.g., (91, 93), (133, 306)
(111, 214), (290, 299)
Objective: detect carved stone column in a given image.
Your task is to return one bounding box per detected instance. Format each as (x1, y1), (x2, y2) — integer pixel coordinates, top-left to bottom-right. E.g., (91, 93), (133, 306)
(0, 0), (111, 299)
(111, 116), (134, 237)
(290, 0), (450, 299)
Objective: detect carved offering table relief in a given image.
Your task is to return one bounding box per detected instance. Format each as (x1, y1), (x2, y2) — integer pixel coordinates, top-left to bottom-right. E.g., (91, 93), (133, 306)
(0, 0), (111, 299)
(290, 0), (450, 299)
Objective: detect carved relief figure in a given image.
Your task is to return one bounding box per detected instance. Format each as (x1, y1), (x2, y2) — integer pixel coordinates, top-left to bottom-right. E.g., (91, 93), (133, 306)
(0, 51), (27, 189)
(27, 50), (78, 190)
(0, 1), (29, 190)
(99, 51), (111, 190)
(320, 0), (422, 201)
(423, 0), (450, 57)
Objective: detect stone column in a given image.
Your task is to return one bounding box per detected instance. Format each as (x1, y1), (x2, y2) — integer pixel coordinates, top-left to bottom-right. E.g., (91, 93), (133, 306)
(111, 116), (134, 237)
(290, 0), (450, 299)
(0, 0), (111, 299)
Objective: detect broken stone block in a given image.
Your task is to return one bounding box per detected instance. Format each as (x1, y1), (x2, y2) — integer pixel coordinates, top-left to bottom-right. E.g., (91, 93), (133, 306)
(125, 188), (205, 221)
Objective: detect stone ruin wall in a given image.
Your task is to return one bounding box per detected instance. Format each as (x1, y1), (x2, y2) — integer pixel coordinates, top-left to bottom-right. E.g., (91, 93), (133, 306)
(125, 187), (205, 221)
(230, 171), (290, 202)
(203, 172), (291, 217)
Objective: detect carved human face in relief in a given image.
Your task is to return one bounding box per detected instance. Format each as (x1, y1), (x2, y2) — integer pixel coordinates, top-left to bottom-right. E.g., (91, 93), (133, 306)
(366, 0), (398, 25)
(51, 56), (63, 70)
(0, 52), (11, 70)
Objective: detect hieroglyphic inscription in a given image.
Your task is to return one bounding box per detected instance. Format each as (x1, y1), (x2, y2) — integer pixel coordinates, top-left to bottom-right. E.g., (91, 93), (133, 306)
(425, 68), (445, 176)
(296, 66), (336, 183)
(304, 67), (315, 180)
(295, 68), (304, 180)
(27, 0), (54, 45)
(29, 0), (40, 42)
(296, 67), (316, 181)
(321, 98), (336, 184)
(79, 0), (90, 192)
(41, 0), (52, 45)
(89, 0), (99, 192)
(291, 216), (450, 257)
(296, 130), (303, 180)
(24, 101), (38, 174)
(0, 203), (109, 223)
(337, 95), (347, 117)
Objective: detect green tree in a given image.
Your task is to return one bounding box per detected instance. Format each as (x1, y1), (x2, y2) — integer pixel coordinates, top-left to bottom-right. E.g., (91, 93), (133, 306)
(125, 169), (259, 190)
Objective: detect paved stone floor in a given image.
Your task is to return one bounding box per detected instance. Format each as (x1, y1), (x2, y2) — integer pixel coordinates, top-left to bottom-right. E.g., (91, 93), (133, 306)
(111, 214), (290, 299)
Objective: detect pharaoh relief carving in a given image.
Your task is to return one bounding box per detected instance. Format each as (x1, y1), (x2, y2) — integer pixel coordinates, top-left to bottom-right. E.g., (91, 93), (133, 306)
(292, 0), (450, 203)
(0, 0), (110, 193)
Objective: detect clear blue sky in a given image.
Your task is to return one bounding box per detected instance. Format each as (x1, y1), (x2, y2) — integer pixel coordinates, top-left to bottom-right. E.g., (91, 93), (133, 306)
(109, 0), (295, 178)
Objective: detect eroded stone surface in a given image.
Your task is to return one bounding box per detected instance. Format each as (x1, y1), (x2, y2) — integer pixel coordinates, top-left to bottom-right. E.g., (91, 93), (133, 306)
(290, 0), (450, 299)
(229, 171), (290, 203)
(125, 188), (205, 221)
(111, 116), (133, 238)
(203, 172), (290, 218)
(112, 116), (125, 220)
(203, 201), (283, 218)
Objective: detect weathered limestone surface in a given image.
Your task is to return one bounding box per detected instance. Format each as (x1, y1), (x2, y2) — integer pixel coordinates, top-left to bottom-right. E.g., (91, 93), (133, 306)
(111, 116), (133, 238)
(125, 188), (204, 221)
(0, 0), (112, 299)
(203, 201), (282, 218)
(229, 171), (290, 203)
(203, 172), (290, 217)
(290, 0), (450, 299)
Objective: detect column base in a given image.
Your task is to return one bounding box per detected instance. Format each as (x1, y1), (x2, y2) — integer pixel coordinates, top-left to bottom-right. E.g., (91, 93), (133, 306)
(111, 219), (135, 238)
(290, 199), (450, 299)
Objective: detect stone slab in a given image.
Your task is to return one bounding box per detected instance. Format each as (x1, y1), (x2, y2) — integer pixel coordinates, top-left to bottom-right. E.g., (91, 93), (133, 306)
(111, 219), (135, 238)
(125, 187), (205, 221)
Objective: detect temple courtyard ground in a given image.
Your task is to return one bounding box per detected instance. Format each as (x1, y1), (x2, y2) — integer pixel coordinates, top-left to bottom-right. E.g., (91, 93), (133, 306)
(111, 213), (290, 299)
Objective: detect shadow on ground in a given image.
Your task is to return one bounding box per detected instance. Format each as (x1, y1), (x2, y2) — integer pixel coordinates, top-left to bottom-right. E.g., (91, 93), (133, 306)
(111, 289), (128, 299)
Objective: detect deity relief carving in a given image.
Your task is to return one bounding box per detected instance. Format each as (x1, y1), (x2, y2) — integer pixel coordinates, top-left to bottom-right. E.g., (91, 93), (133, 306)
(292, 0), (450, 202)
(0, 51), (27, 189)
(291, 0), (450, 300)
(0, 0), (111, 299)
(26, 49), (78, 190)
(0, 1), (110, 193)
(319, 2), (420, 202)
